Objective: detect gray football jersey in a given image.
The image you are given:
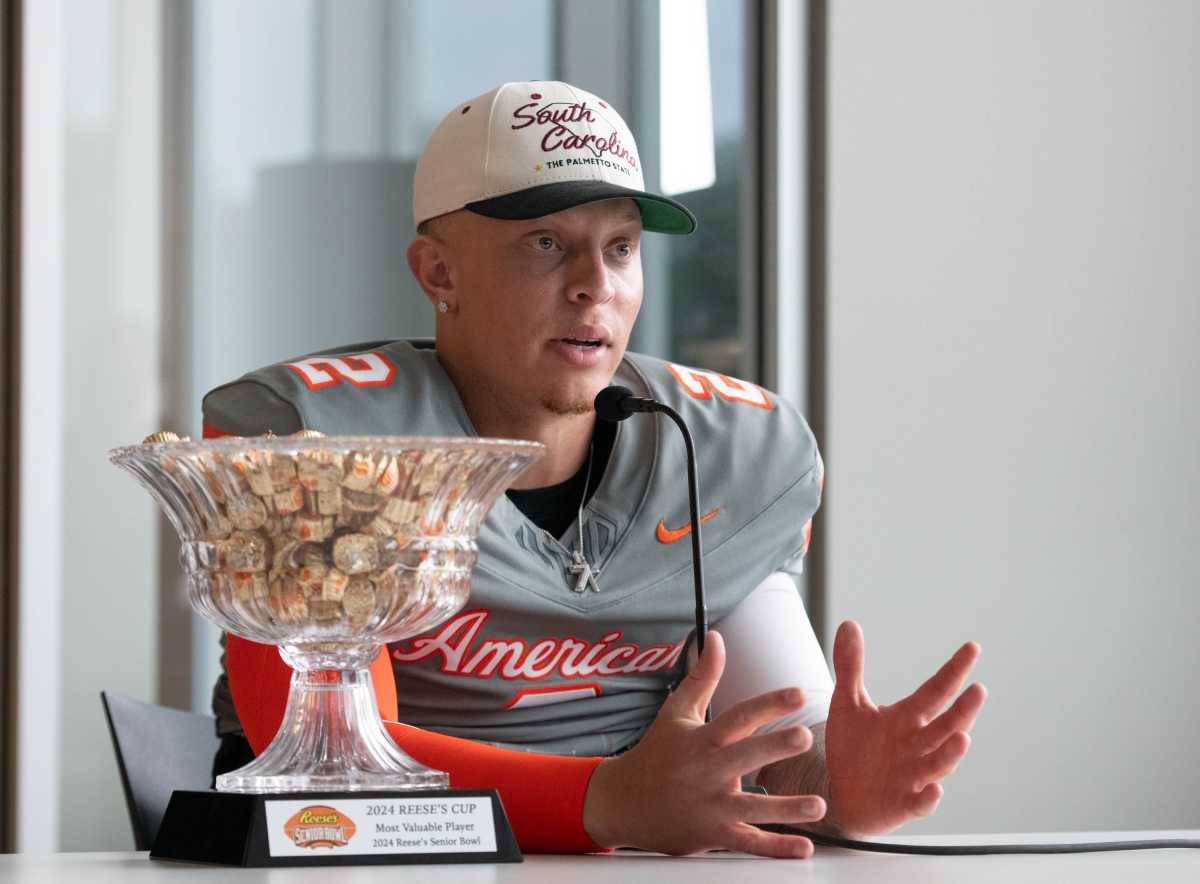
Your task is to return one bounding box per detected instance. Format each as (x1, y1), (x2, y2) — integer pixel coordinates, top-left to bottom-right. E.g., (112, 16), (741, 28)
(204, 340), (824, 756)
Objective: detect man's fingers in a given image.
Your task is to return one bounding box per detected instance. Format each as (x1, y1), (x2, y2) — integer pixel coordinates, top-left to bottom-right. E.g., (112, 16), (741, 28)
(725, 823), (814, 859)
(832, 620), (868, 704)
(714, 726), (812, 779)
(912, 731), (970, 785)
(728, 792), (826, 826)
(906, 640), (980, 717)
(907, 782), (944, 818)
(666, 630), (726, 721)
(706, 687), (807, 748)
(918, 682), (987, 754)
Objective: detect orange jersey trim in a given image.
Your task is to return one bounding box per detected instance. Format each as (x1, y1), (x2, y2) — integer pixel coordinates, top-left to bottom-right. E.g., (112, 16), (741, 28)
(226, 635), (606, 854)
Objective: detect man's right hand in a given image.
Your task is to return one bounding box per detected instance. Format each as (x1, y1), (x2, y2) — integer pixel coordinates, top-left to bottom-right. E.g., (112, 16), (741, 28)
(581, 630), (827, 857)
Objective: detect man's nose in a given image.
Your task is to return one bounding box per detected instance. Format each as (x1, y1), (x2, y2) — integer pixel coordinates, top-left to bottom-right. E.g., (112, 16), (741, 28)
(565, 250), (616, 305)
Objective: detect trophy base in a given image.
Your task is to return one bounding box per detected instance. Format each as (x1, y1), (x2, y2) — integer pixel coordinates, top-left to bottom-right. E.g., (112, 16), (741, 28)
(150, 789), (522, 867)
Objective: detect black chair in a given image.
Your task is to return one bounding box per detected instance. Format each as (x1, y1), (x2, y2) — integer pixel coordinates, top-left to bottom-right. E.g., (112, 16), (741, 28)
(100, 691), (222, 850)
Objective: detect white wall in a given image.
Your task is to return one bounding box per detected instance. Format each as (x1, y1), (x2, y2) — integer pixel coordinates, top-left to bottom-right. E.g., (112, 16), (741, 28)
(15, 0), (162, 852)
(826, 0), (1200, 833)
(16, 0), (65, 854)
(58, 0), (163, 852)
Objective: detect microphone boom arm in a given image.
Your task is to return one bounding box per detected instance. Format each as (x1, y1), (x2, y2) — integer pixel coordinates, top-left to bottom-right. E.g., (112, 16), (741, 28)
(651, 402), (709, 656)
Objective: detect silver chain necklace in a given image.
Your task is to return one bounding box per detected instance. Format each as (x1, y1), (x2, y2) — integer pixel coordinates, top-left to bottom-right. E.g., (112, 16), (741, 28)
(542, 442), (601, 593)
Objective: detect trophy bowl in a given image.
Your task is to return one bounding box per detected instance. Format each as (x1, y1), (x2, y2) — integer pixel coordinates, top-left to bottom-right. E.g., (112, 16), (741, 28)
(110, 433), (543, 795)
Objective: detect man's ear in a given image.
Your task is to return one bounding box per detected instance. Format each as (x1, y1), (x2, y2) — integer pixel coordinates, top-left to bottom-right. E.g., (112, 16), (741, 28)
(406, 235), (455, 308)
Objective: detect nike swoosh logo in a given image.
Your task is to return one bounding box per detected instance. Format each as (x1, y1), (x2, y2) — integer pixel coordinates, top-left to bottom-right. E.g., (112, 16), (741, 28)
(656, 507), (722, 544)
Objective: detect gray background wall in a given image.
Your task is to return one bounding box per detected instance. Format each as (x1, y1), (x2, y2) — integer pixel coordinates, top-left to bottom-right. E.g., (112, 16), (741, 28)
(825, 0), (1199, 833)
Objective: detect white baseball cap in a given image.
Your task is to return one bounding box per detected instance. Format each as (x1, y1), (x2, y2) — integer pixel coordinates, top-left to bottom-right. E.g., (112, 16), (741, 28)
(413, 80), (696, 235)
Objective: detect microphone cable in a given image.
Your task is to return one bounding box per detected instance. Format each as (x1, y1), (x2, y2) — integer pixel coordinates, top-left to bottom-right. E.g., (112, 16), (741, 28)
(762, 824), (1200, 854)
(595, 385), (711, 721)
(594, 385), (709, 654)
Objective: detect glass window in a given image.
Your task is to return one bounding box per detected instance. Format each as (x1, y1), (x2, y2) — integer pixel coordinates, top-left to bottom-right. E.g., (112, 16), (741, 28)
(609, 0), (753, 379)
(185, 0), (756, 704)
(190, 0), (557, 414)
(664, 0), (750, 379)
(188, 0), (556, 708)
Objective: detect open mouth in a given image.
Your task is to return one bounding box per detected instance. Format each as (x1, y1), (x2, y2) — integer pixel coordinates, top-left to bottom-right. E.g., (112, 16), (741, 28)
(551, 326), (611, 363)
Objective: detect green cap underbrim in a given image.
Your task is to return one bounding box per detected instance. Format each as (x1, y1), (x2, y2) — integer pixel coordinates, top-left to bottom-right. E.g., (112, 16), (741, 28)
(465, 181), (697, 235)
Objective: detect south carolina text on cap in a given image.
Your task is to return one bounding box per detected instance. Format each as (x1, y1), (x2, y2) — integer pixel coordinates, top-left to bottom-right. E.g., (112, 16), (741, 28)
(414, 80), (696, 235)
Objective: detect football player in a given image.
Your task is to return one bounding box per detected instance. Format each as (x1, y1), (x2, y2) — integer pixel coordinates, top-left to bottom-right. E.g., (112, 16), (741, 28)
(207, 81), (987, 857)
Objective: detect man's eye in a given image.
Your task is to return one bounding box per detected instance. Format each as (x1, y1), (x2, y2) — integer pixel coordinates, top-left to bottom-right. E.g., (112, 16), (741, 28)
(535, 236), (558, 251)
(613, 242), (634, 258)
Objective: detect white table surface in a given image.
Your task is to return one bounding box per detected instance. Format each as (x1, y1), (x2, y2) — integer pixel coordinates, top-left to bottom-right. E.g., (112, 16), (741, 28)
(2, 832), (1197, 884)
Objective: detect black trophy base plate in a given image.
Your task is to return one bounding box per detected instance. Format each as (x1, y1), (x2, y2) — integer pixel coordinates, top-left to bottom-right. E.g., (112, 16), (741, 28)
(151, 788), (522, 867)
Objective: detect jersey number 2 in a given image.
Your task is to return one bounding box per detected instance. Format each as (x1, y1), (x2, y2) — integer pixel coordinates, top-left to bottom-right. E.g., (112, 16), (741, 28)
(666, 363), (773, 410)
(285, 352), (396, 390)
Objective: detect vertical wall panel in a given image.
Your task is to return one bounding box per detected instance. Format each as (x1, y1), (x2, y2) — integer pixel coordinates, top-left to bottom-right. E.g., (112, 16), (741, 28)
(57, 0), (162, 851)
(827, 0), (1200, 833)
(16, 0), (63, 853)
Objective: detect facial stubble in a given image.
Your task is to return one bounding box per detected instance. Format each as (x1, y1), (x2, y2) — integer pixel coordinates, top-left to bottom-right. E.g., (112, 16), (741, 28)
(538, 392), (595, 417)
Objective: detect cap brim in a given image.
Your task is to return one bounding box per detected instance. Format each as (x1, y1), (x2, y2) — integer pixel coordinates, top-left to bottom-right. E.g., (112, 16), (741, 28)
(465, 181), (696, 235)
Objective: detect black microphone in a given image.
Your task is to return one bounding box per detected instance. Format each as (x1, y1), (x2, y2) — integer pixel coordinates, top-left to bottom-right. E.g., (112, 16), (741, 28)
(594, 386), (709, 658)
(593, 385), (656, 421)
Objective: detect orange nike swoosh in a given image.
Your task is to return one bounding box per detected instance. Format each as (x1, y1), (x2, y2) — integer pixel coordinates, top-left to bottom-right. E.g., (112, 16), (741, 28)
(656, 507), (722, 544)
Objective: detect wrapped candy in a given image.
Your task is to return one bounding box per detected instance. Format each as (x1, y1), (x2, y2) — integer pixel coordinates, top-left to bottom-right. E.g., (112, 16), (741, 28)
(232, 571), (269, 603)
(375, 457), (400, 495)
(341, 453), (379, 492)
(230, 453), (275, 497)
(307, 598), (343, 621)
(206, 514), (234, 541)
(227, 494), (268, 531)
(342, 489), (382, 513)
(221, 530), (271, 572)
(296, 558), (327, 595)
(317, 488), (342, 515)
(273, 484), (305, 515)
(298, 450), (342, 492)
(333, 533), (380, 574)
(342, 577), (376, 625)
(127, 431), (513, 634)
(269, 456), (299, 491)
(292, 513), (334, 543)
(364, 515), (397, 539)
(322, 567), (350, 602)
(273, 578), (309, 623)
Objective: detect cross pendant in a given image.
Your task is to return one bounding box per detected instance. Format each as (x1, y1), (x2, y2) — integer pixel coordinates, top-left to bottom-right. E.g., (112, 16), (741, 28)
(567, 551), (601, 593)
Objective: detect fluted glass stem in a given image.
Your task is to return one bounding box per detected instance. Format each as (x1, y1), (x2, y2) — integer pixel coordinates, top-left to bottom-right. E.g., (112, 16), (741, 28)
(216, 667), (447, 793)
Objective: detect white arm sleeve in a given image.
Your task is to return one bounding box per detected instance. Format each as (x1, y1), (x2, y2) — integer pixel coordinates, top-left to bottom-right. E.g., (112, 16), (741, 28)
(692, 571), (833, 732)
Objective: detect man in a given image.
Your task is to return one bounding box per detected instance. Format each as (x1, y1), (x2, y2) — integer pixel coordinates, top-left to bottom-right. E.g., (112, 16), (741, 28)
(206, 81), (987, 857)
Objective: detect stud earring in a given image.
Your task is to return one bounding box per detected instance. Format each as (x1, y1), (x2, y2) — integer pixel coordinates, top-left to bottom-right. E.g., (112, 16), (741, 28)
(438, 301), (449, 314)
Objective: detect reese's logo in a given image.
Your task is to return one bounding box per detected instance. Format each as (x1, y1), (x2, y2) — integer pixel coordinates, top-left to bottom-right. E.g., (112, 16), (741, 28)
(282, 805), (357, 850)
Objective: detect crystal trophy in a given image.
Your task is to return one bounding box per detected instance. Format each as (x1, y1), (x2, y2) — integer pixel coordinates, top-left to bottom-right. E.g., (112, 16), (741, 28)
(110, 432), (543, 866)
